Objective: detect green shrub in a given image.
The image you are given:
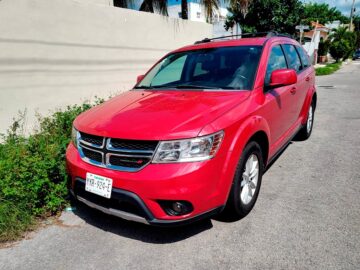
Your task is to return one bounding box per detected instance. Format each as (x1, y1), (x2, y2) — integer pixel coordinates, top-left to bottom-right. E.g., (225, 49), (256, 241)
(329, 27), (357, 61)
(0, 198), (33, 242)
(318, 38), (330, 56)
(329, 41), (350, 62)
(0, 98), (104, 242)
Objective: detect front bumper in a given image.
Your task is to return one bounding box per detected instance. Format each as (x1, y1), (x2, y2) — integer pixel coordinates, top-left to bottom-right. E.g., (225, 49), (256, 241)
(66, 143), (229, 225)
(70, 179), (223, 226)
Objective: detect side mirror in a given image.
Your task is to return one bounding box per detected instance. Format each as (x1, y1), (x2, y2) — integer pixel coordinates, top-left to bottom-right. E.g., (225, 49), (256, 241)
(136, 74), (145, 84)
(269, 69), (297, 88)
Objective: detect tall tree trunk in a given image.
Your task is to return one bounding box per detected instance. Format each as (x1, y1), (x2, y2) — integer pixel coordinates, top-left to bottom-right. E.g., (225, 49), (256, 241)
(181, 0), (188, 19)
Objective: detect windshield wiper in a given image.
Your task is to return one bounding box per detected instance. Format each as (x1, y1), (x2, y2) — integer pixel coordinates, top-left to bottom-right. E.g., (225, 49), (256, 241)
(135, 84), (225, 90)
(134, 86), (153, 89)
(134, 85), (174, 89)
(173, 84), (219, 89)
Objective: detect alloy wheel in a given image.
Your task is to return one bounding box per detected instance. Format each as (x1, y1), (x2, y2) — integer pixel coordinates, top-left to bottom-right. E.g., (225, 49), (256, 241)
(240, 154), (259, 205)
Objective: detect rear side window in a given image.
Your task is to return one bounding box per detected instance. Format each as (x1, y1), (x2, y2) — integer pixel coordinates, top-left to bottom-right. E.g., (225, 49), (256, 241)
(282, 44), (302, 73)
(296, 46), (311, 68)
(265, 45), (288, 85)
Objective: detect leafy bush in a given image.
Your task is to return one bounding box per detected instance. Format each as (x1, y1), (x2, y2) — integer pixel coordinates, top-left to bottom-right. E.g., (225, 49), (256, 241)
(0, 198), (33, 242)
(318, 38), (330, 56)
(329, 41), (350, 62)
(0, 98), (104, 242)
(329, 27), (357, 61)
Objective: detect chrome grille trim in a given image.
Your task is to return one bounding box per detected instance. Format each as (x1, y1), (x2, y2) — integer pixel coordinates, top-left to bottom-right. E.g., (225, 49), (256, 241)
(77, 132), (158, 172)
(105, 153), (152, 172)
(79, 134), (105, 149)
(78, 145), (105, 168)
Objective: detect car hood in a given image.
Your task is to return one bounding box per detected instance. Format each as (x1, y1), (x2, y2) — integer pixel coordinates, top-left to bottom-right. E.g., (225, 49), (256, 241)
(75, 90), (250, 140)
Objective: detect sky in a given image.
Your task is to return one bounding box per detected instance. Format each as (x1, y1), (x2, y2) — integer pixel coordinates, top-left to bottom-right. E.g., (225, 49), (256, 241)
(302, 0), (360, 15)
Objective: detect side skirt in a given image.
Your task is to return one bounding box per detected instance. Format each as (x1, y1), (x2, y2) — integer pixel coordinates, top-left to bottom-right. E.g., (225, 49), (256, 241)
(266, 125), (302, 171)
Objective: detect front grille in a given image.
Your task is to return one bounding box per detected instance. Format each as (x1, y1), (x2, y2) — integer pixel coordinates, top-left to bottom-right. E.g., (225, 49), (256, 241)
(82, 147), (102, 163)
(110, 139), (158, 152)
(80, 132), (104, 147)
(77, 132), (158, 172)
(108, 155), (151, 168)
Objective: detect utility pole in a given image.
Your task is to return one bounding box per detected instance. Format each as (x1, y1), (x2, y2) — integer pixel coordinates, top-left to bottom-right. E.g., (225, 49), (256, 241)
(350, 0), (356, 31)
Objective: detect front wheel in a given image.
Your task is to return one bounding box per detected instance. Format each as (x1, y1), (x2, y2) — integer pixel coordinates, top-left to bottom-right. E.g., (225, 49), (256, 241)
(222, 141), (264, 220)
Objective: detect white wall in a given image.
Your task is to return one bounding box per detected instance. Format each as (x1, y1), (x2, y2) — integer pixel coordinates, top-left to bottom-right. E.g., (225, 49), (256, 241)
(0, 0), (211, 133)
(188, 3), (206, 22)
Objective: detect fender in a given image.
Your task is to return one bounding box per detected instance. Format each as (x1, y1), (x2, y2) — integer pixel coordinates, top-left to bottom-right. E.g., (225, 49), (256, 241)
(299, 86), (317, 125)
(210, 115), (271, 205)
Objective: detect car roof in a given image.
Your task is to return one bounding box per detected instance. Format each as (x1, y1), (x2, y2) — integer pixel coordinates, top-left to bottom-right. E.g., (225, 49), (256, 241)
(172, 37), (296, 53)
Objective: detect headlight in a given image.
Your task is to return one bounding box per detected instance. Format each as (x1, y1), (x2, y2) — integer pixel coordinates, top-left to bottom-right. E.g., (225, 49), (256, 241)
(152, 131), (224, 163)
(71, 126), (79, 148)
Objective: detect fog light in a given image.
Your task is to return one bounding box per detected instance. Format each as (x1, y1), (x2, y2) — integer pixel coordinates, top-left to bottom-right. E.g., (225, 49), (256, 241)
(172, 202), (185, 213)
(158, 200), (193, 216)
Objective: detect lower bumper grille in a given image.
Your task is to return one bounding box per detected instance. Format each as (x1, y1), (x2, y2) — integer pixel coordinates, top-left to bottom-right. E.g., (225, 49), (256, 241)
(74, 179), (154, 221)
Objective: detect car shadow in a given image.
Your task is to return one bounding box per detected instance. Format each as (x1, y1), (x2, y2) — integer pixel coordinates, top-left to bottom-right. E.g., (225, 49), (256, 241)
(213, 141), (293, 223)
(71, 200), (213, 244)
(264, 141), (292, 173)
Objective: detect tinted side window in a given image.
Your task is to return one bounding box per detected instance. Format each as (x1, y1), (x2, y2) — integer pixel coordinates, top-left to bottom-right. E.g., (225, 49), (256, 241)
(265, 45), (288, 85)
(296, 46), (310, 68)
(283, 44), (302, 73)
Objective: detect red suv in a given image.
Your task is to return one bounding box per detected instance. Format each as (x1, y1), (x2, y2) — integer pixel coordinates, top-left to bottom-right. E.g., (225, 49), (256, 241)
(66, 34), (316, 226)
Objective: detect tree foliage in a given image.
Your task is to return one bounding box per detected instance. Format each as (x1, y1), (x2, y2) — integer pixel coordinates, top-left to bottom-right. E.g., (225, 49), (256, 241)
(139, 0), (168, 15)
(329, 41), (350, 62)
(301, 3), (349, 25)
(225, 0), (303, 34)
(318, 38), (330, 56)
(116, 0), (251, 22)
(329, 27), (357, 61)
(354, 15), (360, 31)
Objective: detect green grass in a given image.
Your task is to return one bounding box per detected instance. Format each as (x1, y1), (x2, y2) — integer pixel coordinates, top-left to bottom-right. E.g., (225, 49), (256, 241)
(0, 98), (105, 243)
(0, 198), (33, 242)
(315, 62), (342, 76)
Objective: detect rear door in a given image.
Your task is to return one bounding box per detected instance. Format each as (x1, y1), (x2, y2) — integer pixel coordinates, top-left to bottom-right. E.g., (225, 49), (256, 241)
(295, 45), (314, 118)
(282, 44), (309, 125)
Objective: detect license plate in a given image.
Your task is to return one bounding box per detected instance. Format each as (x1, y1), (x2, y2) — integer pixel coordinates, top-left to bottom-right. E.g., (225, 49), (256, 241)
(85, 173), (113, 199)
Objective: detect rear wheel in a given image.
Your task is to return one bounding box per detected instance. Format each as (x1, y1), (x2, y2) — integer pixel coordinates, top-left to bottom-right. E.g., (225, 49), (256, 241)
(296, 101), (315, 141)
(222, 141), (264, 220)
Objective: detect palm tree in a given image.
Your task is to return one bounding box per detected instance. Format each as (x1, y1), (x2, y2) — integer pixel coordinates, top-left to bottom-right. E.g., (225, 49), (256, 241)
(181, 0), (251, 22)
(114, 0), (168, 15)
(114, 0), (251, 23)
(139, 0), (168, 15)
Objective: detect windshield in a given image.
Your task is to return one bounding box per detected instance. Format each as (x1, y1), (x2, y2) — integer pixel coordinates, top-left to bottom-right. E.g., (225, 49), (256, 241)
(135, 46), (262, 90)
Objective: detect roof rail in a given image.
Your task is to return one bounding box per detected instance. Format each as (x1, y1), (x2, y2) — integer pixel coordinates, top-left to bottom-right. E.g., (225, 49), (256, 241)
(194, 31), (293, 44)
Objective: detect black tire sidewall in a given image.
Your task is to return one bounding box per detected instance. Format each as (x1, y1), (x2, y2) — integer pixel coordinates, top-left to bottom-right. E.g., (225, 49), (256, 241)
(228, 141), (264, 217)
(295, 101), (315, 141)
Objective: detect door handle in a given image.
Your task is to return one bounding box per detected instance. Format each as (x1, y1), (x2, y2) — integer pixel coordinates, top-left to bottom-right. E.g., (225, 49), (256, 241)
(290, 87), (297, 95)
(305, 77), (310, 82)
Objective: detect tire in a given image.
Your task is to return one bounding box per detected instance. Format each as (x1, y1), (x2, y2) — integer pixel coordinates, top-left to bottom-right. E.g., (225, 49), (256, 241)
(295, 101), (315, 141)
(222, 141), (264, 220)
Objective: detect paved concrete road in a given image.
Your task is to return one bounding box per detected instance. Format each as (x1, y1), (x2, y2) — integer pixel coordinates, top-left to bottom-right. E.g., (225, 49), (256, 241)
(1, 62), (360, 270)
